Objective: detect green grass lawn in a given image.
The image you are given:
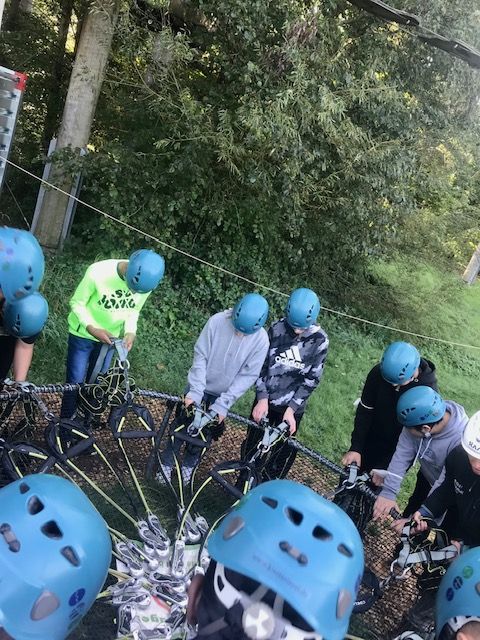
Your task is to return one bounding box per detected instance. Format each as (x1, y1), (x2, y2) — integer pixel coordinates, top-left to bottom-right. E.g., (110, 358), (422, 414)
(30, 250), (480, 506)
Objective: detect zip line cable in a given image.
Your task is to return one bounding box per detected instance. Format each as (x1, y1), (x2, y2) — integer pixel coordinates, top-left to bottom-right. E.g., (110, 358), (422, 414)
(4, 156), (480, 351)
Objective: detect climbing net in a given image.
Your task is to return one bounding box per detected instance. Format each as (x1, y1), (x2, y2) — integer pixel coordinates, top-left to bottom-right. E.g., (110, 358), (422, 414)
(0, 376), (422, 640)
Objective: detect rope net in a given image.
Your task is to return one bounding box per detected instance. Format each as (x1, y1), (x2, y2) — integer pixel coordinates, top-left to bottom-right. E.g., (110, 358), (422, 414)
(0, 388), (420, 640)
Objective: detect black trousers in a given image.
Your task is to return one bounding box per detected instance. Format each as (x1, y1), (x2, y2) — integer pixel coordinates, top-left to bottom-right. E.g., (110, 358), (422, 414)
(0, 336), (16, 380)
(240, 404), (303, 480)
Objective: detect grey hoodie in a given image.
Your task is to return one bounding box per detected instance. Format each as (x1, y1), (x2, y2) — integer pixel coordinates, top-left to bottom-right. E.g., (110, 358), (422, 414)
(186, 310), (269, 417)
(379, 400), (467, 501)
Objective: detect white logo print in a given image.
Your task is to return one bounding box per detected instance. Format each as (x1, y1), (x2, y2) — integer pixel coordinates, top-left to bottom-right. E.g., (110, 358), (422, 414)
(454, 479), (464, 495)
(275, 345), (305, 369)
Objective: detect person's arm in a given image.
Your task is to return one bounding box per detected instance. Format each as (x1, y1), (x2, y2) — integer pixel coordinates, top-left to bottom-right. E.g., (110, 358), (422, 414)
(380, 430), (415, 500)
(288, 334), (329, 413)
(349, 367), (378, 453)
(186, 319), (212, 405)
(70, 265), (99, 331)
(124, 293), (149, 336)
(123, 294), (150, 350)
(211, 335), (269, 418)
(255, 326), (273, 400)
(12, 339), (34, 381)
(374, 430), (415, 519)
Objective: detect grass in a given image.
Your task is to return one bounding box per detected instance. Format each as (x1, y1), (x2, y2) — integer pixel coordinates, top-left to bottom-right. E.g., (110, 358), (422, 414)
(29, 248), (480, 508)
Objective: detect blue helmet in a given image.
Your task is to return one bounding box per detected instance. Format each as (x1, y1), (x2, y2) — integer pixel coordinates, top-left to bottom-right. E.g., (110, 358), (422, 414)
(208, 479), (364, 639)
(380, 341), (420, 385)
(126, 249), (165, 293)
(397, 386), (446, 428)
(0, 227), (45, 303)
(436, 547), (480, 639)
(3, 292), (49, 338)
(286, 287), (320, 329)
(232, 293), (269, 335)
(0, 474), (111, 640)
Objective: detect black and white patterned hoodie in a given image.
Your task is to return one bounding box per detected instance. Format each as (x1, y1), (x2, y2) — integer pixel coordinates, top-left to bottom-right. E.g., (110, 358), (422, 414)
(255, 318), (329, 413)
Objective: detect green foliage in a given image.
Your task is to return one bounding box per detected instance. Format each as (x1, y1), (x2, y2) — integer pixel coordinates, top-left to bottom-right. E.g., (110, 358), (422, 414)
(3, 0), (480, 319)
(37, 0), (473, 309)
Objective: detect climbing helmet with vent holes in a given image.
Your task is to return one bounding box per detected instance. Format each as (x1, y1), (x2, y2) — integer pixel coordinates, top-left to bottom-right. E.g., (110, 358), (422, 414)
(125, 249), (165, 293)
(231, 293), (269, 335)
(0, 474), (111, 640)
(380, 341), (420, 385)
(396, 386), (446, 428)
(0, 227), (45, 303)
(3, 292), (49, 338)
(436, 546), (480, 639)
(461, 410), (480, 461)
(285, 288), (320, 329)
(207, 479), (364, 640)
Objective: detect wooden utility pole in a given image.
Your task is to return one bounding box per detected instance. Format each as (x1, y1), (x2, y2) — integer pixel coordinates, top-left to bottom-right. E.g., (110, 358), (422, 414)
(462, 242), (480, 284)
(34, 0), (120, 250)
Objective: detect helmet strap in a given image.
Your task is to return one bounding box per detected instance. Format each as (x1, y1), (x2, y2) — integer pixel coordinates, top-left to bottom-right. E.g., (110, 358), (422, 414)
(196, 563), (322, 640)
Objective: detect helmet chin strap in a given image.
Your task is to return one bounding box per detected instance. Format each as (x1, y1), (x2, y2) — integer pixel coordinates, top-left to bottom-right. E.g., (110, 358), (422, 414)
(196, 563), (322, 640)
(440, 616), (480, 640)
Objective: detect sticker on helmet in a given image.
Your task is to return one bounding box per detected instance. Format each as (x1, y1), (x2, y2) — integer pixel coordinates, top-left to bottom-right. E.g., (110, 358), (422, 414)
(463, 565), (474, 579)
(69, 588), (86, 607)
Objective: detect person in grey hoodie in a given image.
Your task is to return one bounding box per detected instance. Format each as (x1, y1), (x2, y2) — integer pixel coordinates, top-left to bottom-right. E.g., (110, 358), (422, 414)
(160, 293), (269, 480)
(373, 385), (467, 522)
(184, 293), (269, 419)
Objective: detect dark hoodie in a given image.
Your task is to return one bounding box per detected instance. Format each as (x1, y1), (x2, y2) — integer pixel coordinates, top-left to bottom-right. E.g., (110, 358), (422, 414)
(349, 358), (438, 472)
(420, 445), (480, 546)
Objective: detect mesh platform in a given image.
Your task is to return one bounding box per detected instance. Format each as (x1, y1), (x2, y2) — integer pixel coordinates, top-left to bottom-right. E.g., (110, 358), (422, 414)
(0, 389), (421, 640)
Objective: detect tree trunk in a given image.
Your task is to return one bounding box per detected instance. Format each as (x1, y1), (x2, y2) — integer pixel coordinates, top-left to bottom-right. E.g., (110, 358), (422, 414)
(3, 0), (22, 30)
(42, 0), (75, 151)
(462, 242), (480, 284)
(34, 0), (120, 251)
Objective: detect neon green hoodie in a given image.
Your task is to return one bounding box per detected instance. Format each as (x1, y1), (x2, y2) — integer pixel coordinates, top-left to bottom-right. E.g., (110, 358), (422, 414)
(68, 259), (151, 340)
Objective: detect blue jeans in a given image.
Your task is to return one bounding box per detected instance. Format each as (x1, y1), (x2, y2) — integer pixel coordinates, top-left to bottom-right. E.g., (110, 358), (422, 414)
(60, 334), (114, 418)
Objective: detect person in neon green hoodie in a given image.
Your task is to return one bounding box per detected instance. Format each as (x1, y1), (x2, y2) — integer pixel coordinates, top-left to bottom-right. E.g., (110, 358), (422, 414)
(60, 249), (165, 418)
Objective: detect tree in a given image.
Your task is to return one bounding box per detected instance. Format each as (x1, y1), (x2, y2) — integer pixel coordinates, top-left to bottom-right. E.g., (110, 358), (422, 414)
(65, 0), (475, 301)
(42, 0), (75, 150)
(34, 0), (120, 250)
(463, 242), (480, 284)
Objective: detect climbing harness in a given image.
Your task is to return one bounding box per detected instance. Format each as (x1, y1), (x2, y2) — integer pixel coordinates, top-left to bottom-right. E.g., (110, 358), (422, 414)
(353, 518), (458, 614)
(150, 401), (219, 546)
(0, 379), (38, 440)
(332, 463), (380, 535)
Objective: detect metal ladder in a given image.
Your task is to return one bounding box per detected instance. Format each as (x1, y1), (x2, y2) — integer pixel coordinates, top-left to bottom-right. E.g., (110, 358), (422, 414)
(0, 65), (27, 194)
